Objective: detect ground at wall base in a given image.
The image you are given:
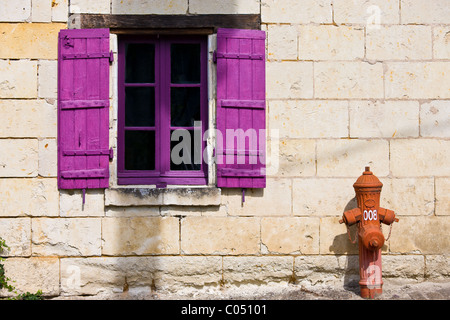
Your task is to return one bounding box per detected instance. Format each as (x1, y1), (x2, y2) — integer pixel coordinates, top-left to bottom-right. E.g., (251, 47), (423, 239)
(52, 280), (450, 300)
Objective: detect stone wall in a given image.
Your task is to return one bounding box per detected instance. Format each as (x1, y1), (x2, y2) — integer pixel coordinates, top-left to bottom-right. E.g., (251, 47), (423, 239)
(0, 0), (448, 298)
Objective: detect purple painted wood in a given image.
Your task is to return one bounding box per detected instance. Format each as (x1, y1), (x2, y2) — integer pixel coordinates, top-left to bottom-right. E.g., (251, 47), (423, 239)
(216, 28), (266, 188)
(117, 35), (208, 186)
(58, 28), (110, 190)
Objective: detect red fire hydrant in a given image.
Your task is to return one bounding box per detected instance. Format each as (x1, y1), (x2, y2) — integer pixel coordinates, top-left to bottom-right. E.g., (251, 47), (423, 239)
(339, 167), (399, 299)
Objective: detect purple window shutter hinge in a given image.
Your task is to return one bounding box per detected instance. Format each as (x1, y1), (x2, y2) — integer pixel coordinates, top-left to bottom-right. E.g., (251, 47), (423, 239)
(82, 188), (86, 206)
(213, 50), (217, 63)
(242, 188), (246, 203)
(109, 147), (114, 161)
(109, 51), (114, 63)
(63, 35), (74, 48)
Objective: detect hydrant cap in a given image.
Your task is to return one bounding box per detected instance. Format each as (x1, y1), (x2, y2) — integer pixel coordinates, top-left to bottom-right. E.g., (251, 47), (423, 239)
(353, 166), (383, 189)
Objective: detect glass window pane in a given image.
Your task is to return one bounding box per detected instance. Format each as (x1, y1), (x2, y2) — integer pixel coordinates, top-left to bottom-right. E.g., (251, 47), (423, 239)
(125, 131), (155, 170)
(125, 43), (155, 83)
(171, 43), (201, 84)
(125, 87), (155, 127)
(170, 130), (201, 171)
(171, 87), (200, 127)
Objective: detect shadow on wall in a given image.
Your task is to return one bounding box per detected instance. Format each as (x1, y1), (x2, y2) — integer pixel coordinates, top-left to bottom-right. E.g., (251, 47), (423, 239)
(329, 197), (360, 294)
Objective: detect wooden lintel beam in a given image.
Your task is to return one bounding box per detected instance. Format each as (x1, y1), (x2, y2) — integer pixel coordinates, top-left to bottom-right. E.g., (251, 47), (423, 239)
(69, 14), (261, 31)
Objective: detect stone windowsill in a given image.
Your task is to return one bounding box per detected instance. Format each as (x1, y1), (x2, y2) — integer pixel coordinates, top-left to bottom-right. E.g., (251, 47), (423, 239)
(105, 187), (221, 207)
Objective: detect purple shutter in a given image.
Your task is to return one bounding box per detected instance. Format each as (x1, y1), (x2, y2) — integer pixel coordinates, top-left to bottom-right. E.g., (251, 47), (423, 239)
(58, 28), (111, 190)
(216, 28), (266, 188)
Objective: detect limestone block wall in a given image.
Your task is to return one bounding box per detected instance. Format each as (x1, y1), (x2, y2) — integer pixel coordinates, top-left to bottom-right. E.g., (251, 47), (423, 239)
(0, 0), (448, 298)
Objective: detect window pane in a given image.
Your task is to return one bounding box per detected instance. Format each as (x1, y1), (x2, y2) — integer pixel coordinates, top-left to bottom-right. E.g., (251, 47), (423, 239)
(171, 87), (200, 127)
(170, 130), (201, 171)
(125, 43), (155, 83)
(125, 131), (155, 170)
(125, 87), (155, 127)
(171, 43), (201, 84)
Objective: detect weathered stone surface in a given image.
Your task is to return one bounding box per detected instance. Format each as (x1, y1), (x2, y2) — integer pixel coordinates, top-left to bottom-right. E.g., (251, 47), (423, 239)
(269, 100), (348, 138)
(267, 25), (297, 60)
(1, 257), (59, 297)
(382, 254), (425, 280)
(367, 26), (432, 60)
(105, 187), (221, 206)
(102, 217), (180, 255)
(0, 139), (38, 177)
(0, 60), (37, 98)
(60, 189), (105, 217)
(0, 178), (58, 217)
(60, 256), (222, 295)
(349, 100), (419, 138)
(298, 25), (364, 60)
(153, 256), (223, 290)
(223, 256), (294, 285)
(382, 255), (425, 280)
(390, 139), (450, 176)
(51, 0), (68, 22)
(112, 0), (188, 14)
(32, 218), (102, 256)
(70, 0), (110, 14)
(320, 217), (359, 255)
(315, 62), (384, 99)
(293, 178), (356, 217)
(433, 27), (450, 60)
(420, 101), (450, 138)
(222, 178), (292, 216)
(382, 178), (435, 216)
(261, 0), (332, 23)
(105, 188), (163, 206)
(31, 0), (52, 22)
(401, 0), (450, 24)
(389, 217), (450, 254)
(425, 255), (450, 279)
(163, 187), (221, 206)
(0, 0), (31, 22)
(435, 178), (450, 216)
(106, 206), (161, 217)
(38, 60), (58, 98)
(261, 217), (319, 254)
(316, 139), (389, 177)
(0, 23), (65, 59)
(0, 218), (31, 256)
(190, 0), (259, 14)
(333, 0), (399, 25)
(181, 217), (259, 254)
(0, 100), (57, 138)
(266, 61), (313, 99)
(294, 255), (359, 286)
(385, 62), (450, 99)
(39, 138), (57, 177)
(295, 176), (434, 218)
(161, 205), (227, 217)
(272, 139), (315, 177)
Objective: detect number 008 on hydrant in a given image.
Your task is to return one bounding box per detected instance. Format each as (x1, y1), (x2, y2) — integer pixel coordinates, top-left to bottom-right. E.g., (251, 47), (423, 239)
(339, 167), (399, 299)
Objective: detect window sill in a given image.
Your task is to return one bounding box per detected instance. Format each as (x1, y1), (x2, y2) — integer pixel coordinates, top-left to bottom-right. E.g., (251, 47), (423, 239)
(105, 186), (221, 207)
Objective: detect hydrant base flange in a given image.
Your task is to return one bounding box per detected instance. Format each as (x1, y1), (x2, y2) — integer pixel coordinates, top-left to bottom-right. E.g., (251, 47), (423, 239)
(360, 286), (383, 299)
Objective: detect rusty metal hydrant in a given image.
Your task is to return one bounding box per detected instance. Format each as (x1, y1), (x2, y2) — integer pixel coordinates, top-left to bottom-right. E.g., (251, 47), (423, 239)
(339, 167), (399, 299)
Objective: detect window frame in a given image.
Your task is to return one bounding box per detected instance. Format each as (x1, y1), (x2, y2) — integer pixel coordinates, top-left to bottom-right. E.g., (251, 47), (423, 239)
(117, 34), (209, 186)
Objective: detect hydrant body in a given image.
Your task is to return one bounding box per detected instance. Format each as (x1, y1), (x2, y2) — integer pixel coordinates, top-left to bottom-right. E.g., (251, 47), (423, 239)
(340, 167), (398, 299)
